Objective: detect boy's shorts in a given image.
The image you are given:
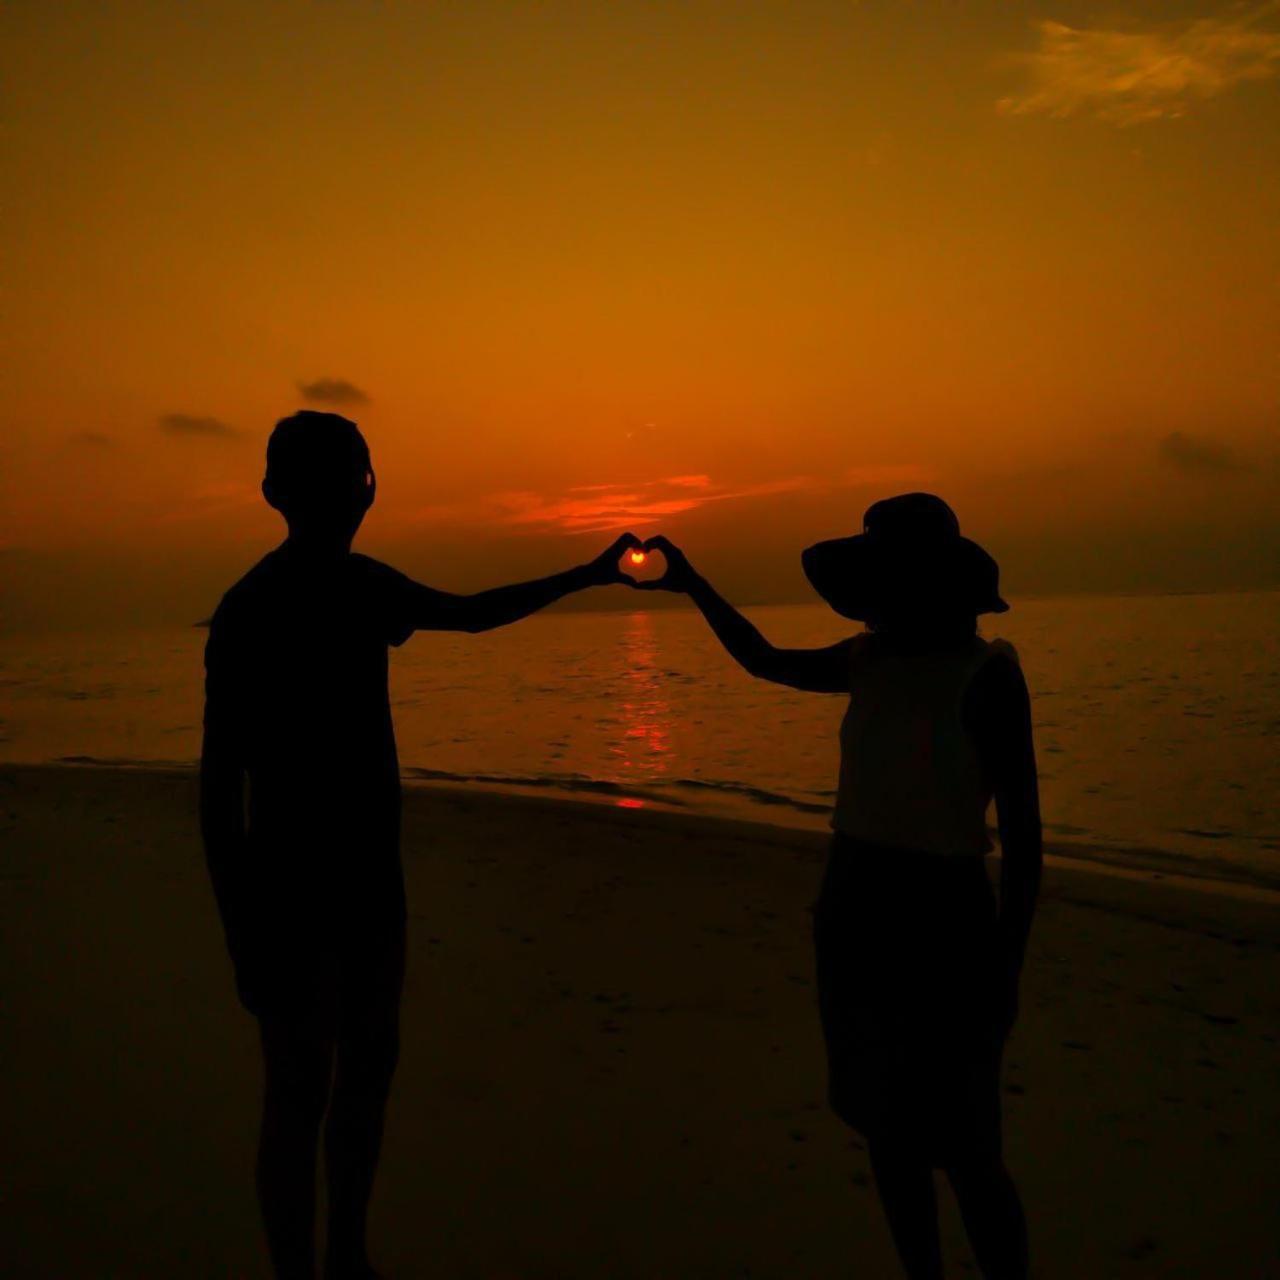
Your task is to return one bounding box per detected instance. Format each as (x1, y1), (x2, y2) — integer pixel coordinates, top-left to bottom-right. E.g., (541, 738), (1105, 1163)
(235, 870), (407, 1030)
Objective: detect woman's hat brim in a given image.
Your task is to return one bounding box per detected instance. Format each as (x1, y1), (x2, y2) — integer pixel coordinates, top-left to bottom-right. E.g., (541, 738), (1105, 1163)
(801, 533), (1009, 623)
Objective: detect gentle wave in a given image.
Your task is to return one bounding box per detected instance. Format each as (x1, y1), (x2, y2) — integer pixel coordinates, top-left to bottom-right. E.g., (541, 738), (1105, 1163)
(668, 776), (834, 814)
(49, 754), (830, 819)
(403, 765), (672, 803)
(402, 765), (834, 817)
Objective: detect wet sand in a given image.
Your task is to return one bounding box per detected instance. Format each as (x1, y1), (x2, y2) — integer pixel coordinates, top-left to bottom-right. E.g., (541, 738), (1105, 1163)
(2, 763), (1277, 1278)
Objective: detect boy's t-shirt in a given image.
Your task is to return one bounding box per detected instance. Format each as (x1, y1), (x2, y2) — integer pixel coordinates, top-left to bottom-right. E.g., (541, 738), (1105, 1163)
(203, 547), (418, 870)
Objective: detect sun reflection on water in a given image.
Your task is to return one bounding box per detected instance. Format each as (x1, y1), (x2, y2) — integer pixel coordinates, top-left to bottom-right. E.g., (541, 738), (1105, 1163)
(608, 611), (674, 786)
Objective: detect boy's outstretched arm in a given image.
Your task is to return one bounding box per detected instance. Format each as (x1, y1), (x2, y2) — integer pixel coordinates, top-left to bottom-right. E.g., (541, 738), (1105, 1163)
(397, 532), (643, 635)
(636, 535), (854, 693)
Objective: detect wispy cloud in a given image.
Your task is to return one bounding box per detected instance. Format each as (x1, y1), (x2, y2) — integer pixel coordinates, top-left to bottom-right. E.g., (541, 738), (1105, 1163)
(67, 431), (113, 447)
(158, 412), (237, 438)
(408, 466), (929, 535)
(297, 377), (370, 407)
(1160, 430), (1240, 473)
(156, 481), (260, 523)
(999, 8), (1280, 125)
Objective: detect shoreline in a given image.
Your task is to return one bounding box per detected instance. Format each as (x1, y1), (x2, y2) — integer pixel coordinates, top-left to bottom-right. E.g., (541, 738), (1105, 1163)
(9, 757), (1280, 906)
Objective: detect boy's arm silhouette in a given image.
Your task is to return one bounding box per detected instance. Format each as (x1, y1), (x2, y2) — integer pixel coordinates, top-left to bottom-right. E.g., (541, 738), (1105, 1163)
(199, 608), (259, 1005)
(634, 535), (854, 692)
(381, 532), (644, 635)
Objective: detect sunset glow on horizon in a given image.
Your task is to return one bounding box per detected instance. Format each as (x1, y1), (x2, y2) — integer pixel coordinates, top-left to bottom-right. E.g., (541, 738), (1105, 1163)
(3, 1), (1278, 629)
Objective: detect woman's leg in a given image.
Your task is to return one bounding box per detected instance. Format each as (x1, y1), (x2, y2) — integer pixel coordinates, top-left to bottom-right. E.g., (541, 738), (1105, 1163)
(868, 1138), (945, 1280)
(942, 976), (1029, 1279)
(816, 848), (943, 1278)
(944, 1152), (1028, 1280)
(938, 863), (1027, 1278)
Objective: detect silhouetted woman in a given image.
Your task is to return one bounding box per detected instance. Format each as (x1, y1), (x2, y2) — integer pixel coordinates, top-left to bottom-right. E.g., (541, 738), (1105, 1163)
(638, 494), (1040, 1280)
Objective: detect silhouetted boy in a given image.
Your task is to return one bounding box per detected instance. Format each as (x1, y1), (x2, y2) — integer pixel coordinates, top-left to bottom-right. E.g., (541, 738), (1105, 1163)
(200, 410), (638, 1280)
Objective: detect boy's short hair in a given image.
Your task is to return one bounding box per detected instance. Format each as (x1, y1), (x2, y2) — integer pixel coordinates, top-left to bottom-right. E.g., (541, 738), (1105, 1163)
(265, 410), (371, 494)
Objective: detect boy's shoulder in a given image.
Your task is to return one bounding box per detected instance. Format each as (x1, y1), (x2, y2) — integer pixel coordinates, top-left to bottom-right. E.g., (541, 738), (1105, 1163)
(210, 550), (289, 631)
(347, 553), (420, 608)
(211, 551), (409, 628)
(347, 552), (406, 583)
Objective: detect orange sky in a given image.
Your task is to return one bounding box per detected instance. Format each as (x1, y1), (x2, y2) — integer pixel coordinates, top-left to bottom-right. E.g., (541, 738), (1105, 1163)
(2, 1), (1278, 628)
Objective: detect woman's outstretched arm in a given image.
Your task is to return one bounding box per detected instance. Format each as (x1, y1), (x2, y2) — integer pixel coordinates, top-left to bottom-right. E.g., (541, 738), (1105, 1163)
(635, 535), (854, 693)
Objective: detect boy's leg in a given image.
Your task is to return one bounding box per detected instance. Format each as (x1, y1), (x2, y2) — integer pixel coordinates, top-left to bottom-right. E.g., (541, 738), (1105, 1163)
(258, 1012), (337, 1280)
(323, 921), (405, 1280)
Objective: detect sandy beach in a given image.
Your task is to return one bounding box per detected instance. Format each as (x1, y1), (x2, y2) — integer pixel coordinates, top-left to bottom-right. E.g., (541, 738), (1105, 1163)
(1, 762), (1277, 1279)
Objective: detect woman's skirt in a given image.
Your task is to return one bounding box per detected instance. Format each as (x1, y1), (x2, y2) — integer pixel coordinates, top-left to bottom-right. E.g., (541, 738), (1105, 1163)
(813, 832), (1004, 1165)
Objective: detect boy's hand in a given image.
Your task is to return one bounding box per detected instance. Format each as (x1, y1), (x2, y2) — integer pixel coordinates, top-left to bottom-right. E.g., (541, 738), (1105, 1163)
(579, 532), (644, 587)
(632, 535), (701, 594)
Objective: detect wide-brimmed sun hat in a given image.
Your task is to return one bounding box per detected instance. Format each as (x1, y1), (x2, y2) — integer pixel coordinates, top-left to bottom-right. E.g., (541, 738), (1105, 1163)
(801, 492), (1009, 623)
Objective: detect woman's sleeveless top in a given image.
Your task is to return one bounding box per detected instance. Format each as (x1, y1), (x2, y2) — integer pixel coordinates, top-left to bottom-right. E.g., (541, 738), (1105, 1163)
(832, 634), (1018, 857)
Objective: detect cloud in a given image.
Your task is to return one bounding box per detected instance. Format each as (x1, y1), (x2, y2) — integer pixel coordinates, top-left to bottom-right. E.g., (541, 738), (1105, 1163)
(296, 377), (370, 407)
(155, 481), (260, 523)
(999, 9), (1280, 125)
(408, 467), (929, 535)
(158, 412), (237, 438)
(68, 431), (113, 447)
(1160, 431), (1240, 473)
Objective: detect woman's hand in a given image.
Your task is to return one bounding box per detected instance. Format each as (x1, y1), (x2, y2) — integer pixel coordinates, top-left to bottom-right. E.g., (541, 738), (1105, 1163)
(631, 535), (702, 594)
(579, 532), (644, 587)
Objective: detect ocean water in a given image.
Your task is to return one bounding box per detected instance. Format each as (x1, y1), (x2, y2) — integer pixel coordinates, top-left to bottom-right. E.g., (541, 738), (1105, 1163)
(1, 592), (1278, 887)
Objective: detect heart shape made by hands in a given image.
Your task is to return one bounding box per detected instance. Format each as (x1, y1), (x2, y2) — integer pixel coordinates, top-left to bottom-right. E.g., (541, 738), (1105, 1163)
(619, 542), (667, 584)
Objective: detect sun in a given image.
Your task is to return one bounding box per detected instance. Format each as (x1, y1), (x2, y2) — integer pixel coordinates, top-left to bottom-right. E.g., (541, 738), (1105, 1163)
(628, 550), (647, 565)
